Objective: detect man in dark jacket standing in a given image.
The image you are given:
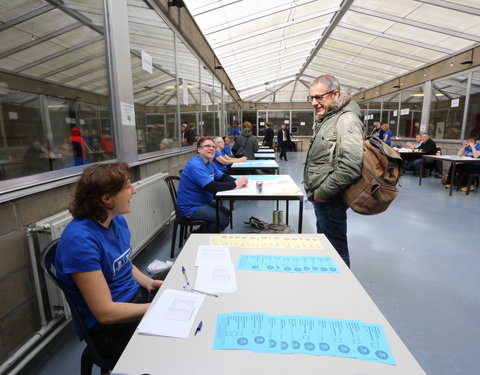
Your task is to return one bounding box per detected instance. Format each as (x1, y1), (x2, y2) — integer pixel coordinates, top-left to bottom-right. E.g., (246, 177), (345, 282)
(234, 121), (258, 159)
(263, 121), (274, 148)
(277, 124), (291, 161)
(303, 75), (364, 267)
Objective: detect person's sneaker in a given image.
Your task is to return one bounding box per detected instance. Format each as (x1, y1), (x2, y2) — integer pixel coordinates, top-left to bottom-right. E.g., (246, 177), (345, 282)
(460, 185), (475, 192)
(445, 184), (451, 189)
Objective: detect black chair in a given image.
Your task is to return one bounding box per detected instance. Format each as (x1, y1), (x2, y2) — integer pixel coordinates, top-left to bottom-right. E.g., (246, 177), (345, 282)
(464, 172), (480, 195)
(164, 176), (207, 258)
(40, 239), (116, 375)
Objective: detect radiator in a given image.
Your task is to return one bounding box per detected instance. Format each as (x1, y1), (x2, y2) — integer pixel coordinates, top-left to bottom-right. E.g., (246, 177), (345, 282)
(32, 172), (174, 313)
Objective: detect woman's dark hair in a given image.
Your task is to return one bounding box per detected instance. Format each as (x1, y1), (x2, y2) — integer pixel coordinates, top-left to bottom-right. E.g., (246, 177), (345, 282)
(69, 162), (130, 222)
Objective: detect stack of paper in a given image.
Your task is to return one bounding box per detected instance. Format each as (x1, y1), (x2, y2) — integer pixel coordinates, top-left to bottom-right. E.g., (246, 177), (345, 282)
(194, 245), (237, 294)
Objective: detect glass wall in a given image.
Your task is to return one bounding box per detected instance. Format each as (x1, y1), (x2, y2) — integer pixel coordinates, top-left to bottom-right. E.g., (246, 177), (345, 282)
(0, 0), (111, 181)
(430, 75), (468, 140)
(398, 86), (423, 139)
(466, 70), (480, 138)
(292, 110), (314, 136)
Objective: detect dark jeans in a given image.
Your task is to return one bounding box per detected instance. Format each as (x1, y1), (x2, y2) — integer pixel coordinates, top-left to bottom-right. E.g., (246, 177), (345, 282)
(190, 201), (230, 232)
(312, 196), (350, 267)
(279, 142), (288, 160)
(412, 158), (442, 175)
(90, 287), (156, 362)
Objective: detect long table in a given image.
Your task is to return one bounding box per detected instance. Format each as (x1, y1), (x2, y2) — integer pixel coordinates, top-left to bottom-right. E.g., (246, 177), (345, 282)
(229, 159), (279, 175)
(254, 152), (275, 160)
(419, 154), (480, 196)
(216, 175), (304, 232)
(113, 234), (425, 375)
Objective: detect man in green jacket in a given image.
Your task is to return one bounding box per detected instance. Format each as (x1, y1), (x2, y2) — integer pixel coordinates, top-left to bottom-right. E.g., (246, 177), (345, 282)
(304, 75), (364, 267)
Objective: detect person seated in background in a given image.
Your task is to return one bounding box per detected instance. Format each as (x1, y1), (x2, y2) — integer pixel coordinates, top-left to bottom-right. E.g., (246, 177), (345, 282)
(55, 163), (163, 364)
(58, 142), (88, 168)
(410, 132), (442, 176)
(160, 138), (173, 150)
(23, 139), (49, 175)
(222, 136), (234, 157)
(177, 137), (248, 232)
(381, 123), (392, 146)
(371, 121), (385, 139)
(444, 136), (480, 191)
(212, 137), (247, 173)
(406, 134), (422, 149)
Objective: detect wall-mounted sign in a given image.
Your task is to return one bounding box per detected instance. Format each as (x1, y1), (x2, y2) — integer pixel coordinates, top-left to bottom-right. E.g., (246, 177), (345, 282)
(141, 50), (153, 74)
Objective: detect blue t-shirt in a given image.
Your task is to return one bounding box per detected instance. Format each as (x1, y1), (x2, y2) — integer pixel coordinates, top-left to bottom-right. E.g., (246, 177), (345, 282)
(223, 145), (233, 157)
(465, 144), (480, 165)
(229, 128), (240, 136)
(177, 155), (224, 217)
(55, 216), (139, 338)
(213, 150), (228, 173)
(383, 129), (392, 145)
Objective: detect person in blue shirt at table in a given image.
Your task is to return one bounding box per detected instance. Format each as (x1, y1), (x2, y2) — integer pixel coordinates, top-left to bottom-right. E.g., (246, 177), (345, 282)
(213, 137), (247, 173)
(381, 123), (392, 146)
(444, 135), (480, 190)
(177, 137), (248, 232)
(55, 163), (163, 364)
(222, 136), (234, 157)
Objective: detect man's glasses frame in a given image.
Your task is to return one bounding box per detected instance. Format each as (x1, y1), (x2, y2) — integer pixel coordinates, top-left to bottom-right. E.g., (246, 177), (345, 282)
(307, 90), (335, 102)
(199, 144), (215, 149)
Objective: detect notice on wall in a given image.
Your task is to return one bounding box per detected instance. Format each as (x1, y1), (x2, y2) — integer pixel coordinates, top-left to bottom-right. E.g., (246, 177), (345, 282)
(451, 98), (459, 108)
(8, 112), (18, 120)
(300, 121), (305, 126)
(120, 102), (135, 126)
(141, 50), (153, 74)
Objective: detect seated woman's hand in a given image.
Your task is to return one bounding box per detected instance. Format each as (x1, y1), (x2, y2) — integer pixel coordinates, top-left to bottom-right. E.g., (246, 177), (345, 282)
(147, 279), (163, 291)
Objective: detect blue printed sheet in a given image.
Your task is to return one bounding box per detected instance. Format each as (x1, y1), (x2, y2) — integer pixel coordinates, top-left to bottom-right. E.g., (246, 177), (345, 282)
(213, 313), (396, 365)
(237, 254), (339, 273)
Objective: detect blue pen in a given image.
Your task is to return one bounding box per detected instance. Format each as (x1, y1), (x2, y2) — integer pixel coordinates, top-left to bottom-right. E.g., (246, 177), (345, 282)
(194, 321), (203, 336)
(182, 266), (190, 285)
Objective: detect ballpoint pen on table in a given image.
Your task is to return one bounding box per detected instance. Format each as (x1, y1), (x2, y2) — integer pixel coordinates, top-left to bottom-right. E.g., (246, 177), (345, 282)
(189, 288), (219, 298)
(194, 321), (203, 336)
(181, 265), (190, 286)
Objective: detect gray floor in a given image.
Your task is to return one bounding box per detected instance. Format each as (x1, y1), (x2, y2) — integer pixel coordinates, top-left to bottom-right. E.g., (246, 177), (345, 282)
(29, 150), (479, 375)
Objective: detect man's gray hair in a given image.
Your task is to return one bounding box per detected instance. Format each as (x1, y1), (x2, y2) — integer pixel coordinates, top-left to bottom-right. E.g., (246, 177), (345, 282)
(311, 75), (341, 92)
(213, 137), (224, 144)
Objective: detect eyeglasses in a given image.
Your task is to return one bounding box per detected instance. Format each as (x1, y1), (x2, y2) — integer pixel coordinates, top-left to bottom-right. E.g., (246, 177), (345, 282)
(307, 90), (335, 102)
(200, 144), (215, 149)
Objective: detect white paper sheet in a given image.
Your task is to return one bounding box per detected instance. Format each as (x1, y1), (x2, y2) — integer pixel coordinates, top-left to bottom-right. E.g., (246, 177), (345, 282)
(195, 245), (231, 266)
(195, 263), (237, 294)
(137, 288), (205, 338)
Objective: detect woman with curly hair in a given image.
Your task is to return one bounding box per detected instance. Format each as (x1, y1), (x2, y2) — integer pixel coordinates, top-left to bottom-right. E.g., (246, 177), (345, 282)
(55, 163), (163, 363)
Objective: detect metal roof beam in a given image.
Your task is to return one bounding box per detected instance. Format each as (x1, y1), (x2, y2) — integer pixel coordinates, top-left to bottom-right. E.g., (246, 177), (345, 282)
(338, 22), (455, 54)
(0, 4), (55, 32)
(0, 23), (84, 59)
(14, 36), (104, 73)
(415, 0), (480, 16)
(297, 0), (354, 78)
(39, 52), (104, 79)
(329, 35), (431, 63)
(349, 5), (480, 43)
(203, 0), (321, 36)
(45, 0), (103, 34)
(321, 45), (414, 70)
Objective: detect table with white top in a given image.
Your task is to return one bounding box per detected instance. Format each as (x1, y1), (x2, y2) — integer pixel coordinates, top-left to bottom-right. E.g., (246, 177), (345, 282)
(256, 148), (275, 153)
(419, 154), (480, 196)
(254, 152), (275, 160)
(216, 175), (303, 232)
(112, 233), (426, 375)
(229, 159), (279, 174)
